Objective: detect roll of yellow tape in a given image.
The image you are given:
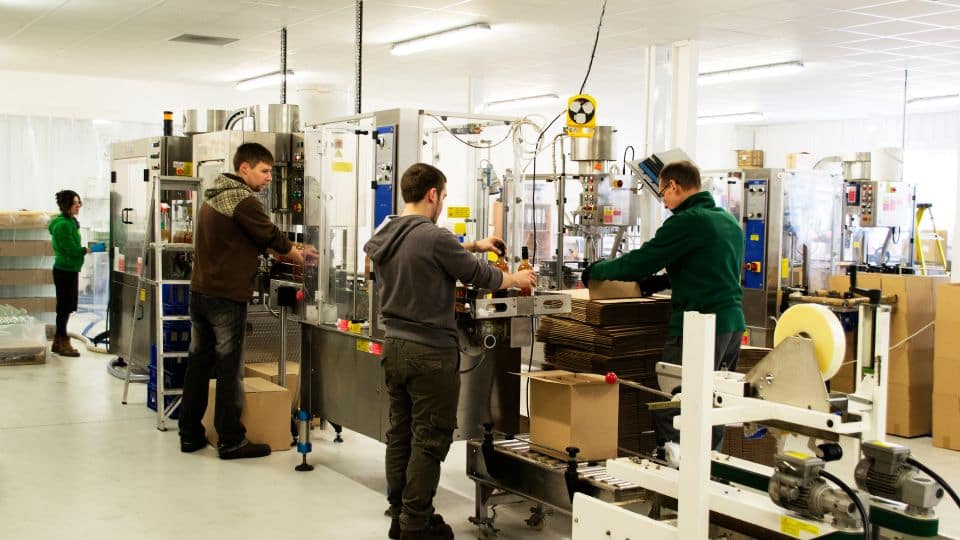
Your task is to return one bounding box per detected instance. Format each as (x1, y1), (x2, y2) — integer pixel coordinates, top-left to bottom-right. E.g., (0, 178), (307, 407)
(773, 303), (845, 380)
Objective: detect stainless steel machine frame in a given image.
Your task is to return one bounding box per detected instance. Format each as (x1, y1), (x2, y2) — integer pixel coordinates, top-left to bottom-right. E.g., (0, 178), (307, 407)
(297, 109), (570, 443)
(108, 136), (192, 365)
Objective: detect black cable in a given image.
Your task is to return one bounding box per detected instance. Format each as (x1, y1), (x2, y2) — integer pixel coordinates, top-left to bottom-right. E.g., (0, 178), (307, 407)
(579, 0), (607, 95)
(458, 349), (487, 375)
(622, 145), (635, 174)
(819, 469), (870, 539)
(907, 457), (960, 509)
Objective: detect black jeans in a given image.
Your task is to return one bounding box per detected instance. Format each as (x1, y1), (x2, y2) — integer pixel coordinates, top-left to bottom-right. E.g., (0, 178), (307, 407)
(178, 292), (248, 448)
(382, 338), (460, 531)
(52, 268), (78, 338)
(651, 331), (741, 450)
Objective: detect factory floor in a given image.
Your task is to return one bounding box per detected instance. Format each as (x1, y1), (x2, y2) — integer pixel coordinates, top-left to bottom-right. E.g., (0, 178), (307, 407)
(1, 343), (959, 539)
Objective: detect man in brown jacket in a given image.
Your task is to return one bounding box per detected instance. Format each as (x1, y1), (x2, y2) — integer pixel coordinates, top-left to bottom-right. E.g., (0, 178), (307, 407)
(179, 142), (307, 459)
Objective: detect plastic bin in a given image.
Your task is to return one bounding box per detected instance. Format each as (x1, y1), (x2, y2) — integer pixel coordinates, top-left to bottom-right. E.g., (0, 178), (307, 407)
(162, 320), (191, 352)
(146, 382), (181, 419)
(162, 284), (190, 316)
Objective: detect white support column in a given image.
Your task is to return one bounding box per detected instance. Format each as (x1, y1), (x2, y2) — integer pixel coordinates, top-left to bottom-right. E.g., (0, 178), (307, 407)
(670, 40), (699, 159)
(677, 311), (715, 540)
(640, 45), (672, 243)
(467, 76), (485, 114)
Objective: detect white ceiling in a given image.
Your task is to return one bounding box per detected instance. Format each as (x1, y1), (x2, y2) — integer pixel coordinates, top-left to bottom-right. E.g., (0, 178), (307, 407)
(2, 0), (960, 123)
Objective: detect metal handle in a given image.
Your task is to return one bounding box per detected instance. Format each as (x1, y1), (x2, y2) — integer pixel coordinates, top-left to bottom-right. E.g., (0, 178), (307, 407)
(121, 208), (134, 224)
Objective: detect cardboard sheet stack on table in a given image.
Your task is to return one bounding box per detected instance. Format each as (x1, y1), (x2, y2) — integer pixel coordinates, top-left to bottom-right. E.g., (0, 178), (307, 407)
(536, 285), (671, 456)
(934, 283), (960, 450)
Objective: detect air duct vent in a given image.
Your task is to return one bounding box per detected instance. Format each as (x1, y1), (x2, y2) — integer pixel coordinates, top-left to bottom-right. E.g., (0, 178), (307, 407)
(169, 33), (239, 46)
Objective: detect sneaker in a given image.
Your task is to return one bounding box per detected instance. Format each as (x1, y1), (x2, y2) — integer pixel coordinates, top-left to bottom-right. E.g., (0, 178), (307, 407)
(180, 438), (208, 453)
(399, 516), (453, 540)
(218, 440), (271, 460)
(390, 515), (444, 539)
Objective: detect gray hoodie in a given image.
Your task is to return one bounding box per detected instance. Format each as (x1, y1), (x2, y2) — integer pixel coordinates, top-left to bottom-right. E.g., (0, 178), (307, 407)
(363, 215), (503, 347)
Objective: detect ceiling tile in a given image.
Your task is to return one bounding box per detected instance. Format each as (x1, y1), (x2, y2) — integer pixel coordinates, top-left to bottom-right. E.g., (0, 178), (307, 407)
(835, 36), (921, 49)
(908, 8), (960, 25)
(844, 18), (941, 35)
(900, 26), (960, 41)
(888, 43), (960, 55)
(808, 10), (893, 29)
(851, 0), (959, 18)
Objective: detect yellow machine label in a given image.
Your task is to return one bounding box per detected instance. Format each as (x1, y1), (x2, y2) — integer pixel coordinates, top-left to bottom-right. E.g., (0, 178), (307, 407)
(332, 161), (353, 173)
(140, 288), (146, 302)
(749, 234), (760, 241)
(447, 206), (471, 219)
(348, 322), (362, 334)
(780, 515), (819, 537)
(453, 223), (467, 235)
(785, 451), (812, 460)
(781, 258), (789, 279)
(356, 340), (370, 353)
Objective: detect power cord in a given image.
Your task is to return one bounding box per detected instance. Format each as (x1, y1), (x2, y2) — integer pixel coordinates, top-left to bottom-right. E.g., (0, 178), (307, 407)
(818, 469), (870, 539)
(526, 0), (608, 420)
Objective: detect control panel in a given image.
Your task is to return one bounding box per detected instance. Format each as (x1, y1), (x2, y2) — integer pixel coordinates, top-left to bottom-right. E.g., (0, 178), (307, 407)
(580, 175), (598, 224)
(743, 179), (768, 289)
(374, 125), (397, 228)
(290, 137), (305, 225)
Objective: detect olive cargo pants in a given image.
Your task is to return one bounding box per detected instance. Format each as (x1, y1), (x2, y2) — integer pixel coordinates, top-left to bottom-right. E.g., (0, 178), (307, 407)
(382, 338), (460, 531)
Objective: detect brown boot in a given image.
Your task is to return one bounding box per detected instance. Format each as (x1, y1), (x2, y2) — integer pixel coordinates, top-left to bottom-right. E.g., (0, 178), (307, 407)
(51, 336), (62, 355)
(59, 337), (80, 357)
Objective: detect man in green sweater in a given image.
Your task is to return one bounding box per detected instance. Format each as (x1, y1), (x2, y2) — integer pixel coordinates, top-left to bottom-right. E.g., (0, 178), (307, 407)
(583, 160), (744, 451)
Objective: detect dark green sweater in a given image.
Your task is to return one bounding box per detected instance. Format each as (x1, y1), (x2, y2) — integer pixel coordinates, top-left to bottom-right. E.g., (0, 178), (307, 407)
(590, 191), (745, 336)
(49, 214), (86, 272)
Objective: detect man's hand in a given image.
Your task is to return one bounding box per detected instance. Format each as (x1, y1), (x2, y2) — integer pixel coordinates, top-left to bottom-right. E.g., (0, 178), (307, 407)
(285, 245), (318, 266)
(471, 236), (505, 255)
(502, 269), (536, 290)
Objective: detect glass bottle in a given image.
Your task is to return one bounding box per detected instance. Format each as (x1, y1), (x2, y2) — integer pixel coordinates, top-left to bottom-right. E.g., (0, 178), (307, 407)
(517, 246), (533, 296)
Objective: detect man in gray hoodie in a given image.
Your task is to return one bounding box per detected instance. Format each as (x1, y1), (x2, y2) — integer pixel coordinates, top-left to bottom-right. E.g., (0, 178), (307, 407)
(364, 163), (536, 540)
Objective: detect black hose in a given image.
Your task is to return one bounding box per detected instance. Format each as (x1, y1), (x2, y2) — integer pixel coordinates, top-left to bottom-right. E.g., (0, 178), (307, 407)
(819, 469), (869, 539)
(907, 457), (960, 509)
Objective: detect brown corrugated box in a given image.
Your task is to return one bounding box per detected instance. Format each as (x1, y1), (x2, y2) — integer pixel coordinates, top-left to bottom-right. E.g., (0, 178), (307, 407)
(520, 370), (619, 461)
(736, 150), (764, 168)
(887, 383), (933, 437)
(201, 377), (292, 451)
(588, 279), (642, 300)
(244, 362), (299, 406)
(933, 393), (960, 451)
(934, 284), (960, 396)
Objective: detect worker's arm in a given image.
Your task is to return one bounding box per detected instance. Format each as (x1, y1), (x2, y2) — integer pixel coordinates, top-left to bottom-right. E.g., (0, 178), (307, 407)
(50, 221), (86, 258)
(434, 229), (504, 290)
(233, 197), (293, 255)
(589, 215), (698, 282)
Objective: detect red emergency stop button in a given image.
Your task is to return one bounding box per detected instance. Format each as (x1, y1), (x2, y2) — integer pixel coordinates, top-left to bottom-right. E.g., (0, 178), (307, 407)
(744, 262), (761, 272)
(296, 290), (304, 301)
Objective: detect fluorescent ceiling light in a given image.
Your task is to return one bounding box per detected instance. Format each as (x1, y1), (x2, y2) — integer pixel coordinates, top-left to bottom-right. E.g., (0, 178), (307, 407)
(906, 94), (959, 107)
(698, 61), (804, 86)
(236, 70), (294, 91)
(697, 112), (764, 125)
(391, 23), (491, 56)
(485, 93), (561, 112)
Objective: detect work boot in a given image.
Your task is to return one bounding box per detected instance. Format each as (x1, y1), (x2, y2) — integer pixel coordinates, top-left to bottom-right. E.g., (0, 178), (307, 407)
(59, 337), (80, 357)
(390, 515), (446, 539)
(218, 440), (271, 460)
(399, 515), (454, 540)
(51, 336), (63, 355)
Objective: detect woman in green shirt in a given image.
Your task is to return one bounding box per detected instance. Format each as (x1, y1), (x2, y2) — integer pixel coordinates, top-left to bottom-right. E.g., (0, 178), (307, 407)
(48, 190), (88, 357)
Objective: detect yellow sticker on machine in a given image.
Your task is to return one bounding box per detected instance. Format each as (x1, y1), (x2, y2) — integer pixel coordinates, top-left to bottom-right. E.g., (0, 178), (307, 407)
(447, 206), (471, 219)
(140, 288), (146, 302)
(780, 515), (819, 538)
(332, 161), (353, 173)
(356, 340), (370, 353)
(749, 234), (760, 241)
(348, 322), (362, 334)
(784, 451), (812, 460)
(781, 258), (789, 279)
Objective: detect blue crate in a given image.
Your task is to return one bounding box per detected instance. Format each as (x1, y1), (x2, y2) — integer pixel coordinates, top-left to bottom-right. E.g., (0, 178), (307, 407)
(148, 363), (187, 389)
(146, 382), (181, 419)
(162, 284), (190, 316)
(162, 320), (192, 352)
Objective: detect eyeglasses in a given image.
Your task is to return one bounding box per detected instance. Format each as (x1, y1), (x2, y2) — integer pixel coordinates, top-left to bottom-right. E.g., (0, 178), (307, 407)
(658, 184), (670, 198)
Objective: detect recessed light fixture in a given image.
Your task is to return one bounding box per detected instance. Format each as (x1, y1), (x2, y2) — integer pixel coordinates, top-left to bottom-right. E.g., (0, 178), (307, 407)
(390, 22), (491, 56)
(485, 93), (561, 112)
(697, 112), (765, 125)
(236, 70), (294, 91)
(698, 61), (804, 85)
(906, 94), (959, 107)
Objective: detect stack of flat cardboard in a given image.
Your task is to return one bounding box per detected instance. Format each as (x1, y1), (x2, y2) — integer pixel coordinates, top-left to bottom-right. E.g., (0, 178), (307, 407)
(537, 317), (669, 355)
(556, 288), (672, 326)
(722, 425), (778, 467)
(829, 273), (947, 437)
(934, 284), (960, 451)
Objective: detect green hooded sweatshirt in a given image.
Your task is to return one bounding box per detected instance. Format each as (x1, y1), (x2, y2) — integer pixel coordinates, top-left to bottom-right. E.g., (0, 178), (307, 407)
(590, 191), (745, 336)
(49, 214), (86, 272)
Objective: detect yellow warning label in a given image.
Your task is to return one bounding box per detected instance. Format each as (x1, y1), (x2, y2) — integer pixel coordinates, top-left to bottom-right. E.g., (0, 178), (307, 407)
(785, 451), (812, 460)
(140, 288), (146, 302)
(781, 258), (789, 279)
(356, 340), (370, 353)
(348, 322), (362, 334)
(749, 234), (760, 241)
(780, 515), (819, 538)
(447, 206), (470, 219)
(332, 162), (353, 173)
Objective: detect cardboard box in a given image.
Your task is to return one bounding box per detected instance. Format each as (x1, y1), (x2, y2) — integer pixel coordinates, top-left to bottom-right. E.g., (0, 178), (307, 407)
(886, 382), (932, 437)
(736, 149), (764, 168)
(933, 393), (960, 450)
(201, 377), (292, 451)
(934, 284), (960, 395)
(522, 370), (619, 461)
(786, 152), (814, 170)
(0, 240), (53, 257)
(244, 362), (300, 405)
(588, 279), (642, 300)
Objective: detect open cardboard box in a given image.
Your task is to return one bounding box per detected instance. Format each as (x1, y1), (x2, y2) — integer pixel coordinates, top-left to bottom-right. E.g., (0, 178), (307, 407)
(519, 370), (619, 461)
(201, 377), (292, 451)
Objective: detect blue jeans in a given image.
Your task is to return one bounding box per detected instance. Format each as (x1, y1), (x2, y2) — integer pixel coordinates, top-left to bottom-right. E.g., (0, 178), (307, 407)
(178, 292), (248, 447)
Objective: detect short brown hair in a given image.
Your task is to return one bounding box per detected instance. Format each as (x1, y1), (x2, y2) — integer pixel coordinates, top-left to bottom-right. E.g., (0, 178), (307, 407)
(400, 163), (447, 203)
(659, 160), (701, 191)
(233, 143), (274, 172)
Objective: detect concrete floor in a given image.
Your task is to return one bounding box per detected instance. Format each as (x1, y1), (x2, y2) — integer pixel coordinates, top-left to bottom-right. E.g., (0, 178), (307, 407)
(1, 343), (958, 539)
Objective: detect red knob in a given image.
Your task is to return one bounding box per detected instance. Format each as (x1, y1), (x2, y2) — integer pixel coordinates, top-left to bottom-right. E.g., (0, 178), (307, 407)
(605, 372), (617, 384)
(296, 290), (304, 301)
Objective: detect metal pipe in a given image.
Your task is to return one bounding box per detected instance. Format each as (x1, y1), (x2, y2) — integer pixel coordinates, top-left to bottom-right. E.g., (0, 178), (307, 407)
(354, 0), (363, 114)
(555, 136), (566, 289)
(279, 305), (288, 388)
(281, 27), (287, 105)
